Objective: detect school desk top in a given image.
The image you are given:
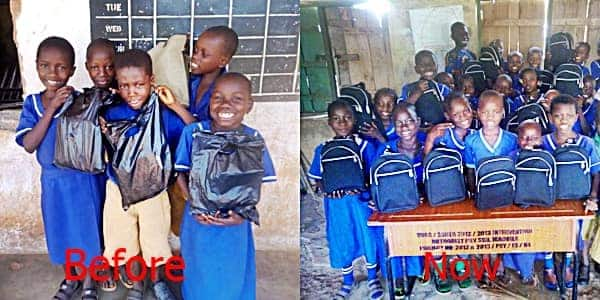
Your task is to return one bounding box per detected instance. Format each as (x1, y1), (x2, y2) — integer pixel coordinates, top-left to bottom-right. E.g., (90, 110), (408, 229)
(368, 198), (594, 225)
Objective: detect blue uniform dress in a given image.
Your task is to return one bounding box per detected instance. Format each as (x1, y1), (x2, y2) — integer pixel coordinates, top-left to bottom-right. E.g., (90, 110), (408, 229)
(397, 81), (451, 103)
(591, 60), (600, 88)
(15, 92), (105, 266)
(579, 63), (591, 77)
(509, 72), (523, 95)
(464, 129), (518, 169)
(573, 99), (599, 136)
(445, 48), (477, 75)
(435, 128), (475, 158)
(188, 68), (225, 121)
(175, 121), (276, 300)
(542, 134), (600, 251)
(308, 135), (378, 270)
(372, 135), (427, 279)
(511, 93), (544, 113)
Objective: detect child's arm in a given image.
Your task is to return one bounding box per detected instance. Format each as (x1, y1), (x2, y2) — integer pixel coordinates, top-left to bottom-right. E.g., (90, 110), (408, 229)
(359, 122), (386, 143)
(406, 80), (428, 104)
(577, 96), (592, 135)
(156, 85), (196, 125)
(424, 123), (453, 155)
(22, 86), (73, 153)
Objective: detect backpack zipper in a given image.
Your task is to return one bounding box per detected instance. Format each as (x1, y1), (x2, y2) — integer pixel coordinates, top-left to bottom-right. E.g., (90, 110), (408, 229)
(477, 171), (516, 193)
(372, 159), (413, 185)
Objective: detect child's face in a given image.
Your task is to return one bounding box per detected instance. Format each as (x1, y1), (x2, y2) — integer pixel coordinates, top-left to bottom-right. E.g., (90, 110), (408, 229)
(447, 99), (473, 130)
(522, 71), (538, 94)
(518, 124), (542, 149)
(393, 110), (418, 140)
(494, 78), (513, 97)
(210, 77), (254, 131)
(527, 52), (542, 68)
(451, 25), (469, 47)
(550, 103), (577, 133)
(583, 80), (595, 99)
(375, 95), (395, 122)
(508, 55), (523, 74)
(462, 79), (475, 96)
(415, 55), (437, 80)
(575, 46), (590, 64)
(477, 97), (504, 129)
(191, 33), (228, 75)
(36, 47), (75, 92)
(85, 48), (114, 89)
(328, 106), (354, 137)
(116, 66), (153, 110)
(438, 73), (455, 90)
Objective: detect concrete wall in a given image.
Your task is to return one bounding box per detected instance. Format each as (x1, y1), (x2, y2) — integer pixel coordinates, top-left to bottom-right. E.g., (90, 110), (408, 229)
(1, 0), (298, 253)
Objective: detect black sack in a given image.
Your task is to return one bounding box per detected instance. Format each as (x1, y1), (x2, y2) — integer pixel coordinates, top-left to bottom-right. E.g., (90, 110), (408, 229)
(189, 128), (265, 225)
(414, 80), (445, 127)
(107, 93), (172, 210)
(549, 32), (575, 69)
(479, 46), (502, 83)
(54, 88), (114, 173)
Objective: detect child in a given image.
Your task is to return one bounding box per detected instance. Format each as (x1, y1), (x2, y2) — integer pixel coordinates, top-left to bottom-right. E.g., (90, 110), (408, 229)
(575, 42), (591, 76)
(527, 47), (543, 70)
(513, 68), (543, 110)
(540, 95), (600, 290)
(501, 120), (543, 287)
(435, 72), (455, 91)
(459, 74), (479, 111)
(507, 51), (524, 94)
(399, 50), (451, 104)
(360, 88), (397, 145)
(424, 94), (474, 157)
(101, 49), (183, 300)
(445, 22), (477, 79)
(15, 36), (105, 299)
(464, 90), (518, 287)
(373, 103), (426, 298)
(590, 40), (600, 87)
(494, 74), (517, 115)
(158, 26), (239, 123)
(306, 99), (382, 300)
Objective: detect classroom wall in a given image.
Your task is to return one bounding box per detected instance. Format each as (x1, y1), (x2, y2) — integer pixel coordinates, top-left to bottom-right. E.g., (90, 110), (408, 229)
(0, 0), (299, 253)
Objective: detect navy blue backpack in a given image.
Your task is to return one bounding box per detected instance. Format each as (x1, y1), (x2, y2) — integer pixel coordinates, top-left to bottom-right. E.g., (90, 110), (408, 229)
(505, 102), (552, 135)
(370, 152), (420, 212)
(554, 144), (591, 199)
(414, 80), (446, 128)
(514, 149), (556, 207)
(475, 156), (516, 210)
(423, 147), (466, 206)
(320, 137), (366, 194)
(554, 63), (583, 97)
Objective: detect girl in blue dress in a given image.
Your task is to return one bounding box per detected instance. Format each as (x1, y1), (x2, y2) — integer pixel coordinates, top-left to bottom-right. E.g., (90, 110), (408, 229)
(15, 37), (105, 299)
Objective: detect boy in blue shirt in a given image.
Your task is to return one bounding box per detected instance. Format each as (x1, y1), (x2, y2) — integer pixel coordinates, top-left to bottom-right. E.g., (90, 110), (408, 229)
(507, 51), (524, 94)
(575, 42), (591, 76)
(526, 47), (543, 70)
(399, 50), (451, 105)
(445, 22), (477, 79)
(101, 49), (183, 300)
(512, 68), (544, 110)
(540, 95), (600, 289)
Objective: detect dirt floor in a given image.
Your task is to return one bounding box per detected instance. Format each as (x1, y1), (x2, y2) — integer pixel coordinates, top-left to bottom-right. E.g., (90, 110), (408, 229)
(0, 249), (299, 299)
(300, 192), (600, 300)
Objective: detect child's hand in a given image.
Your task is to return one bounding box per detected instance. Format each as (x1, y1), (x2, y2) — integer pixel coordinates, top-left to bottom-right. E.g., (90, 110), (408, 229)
(427, 122), (453, 143)
(417, 80), (429, 92)
(585, 197), (598, 213)
(98, 116), (108, 134)
(156, 85), (177, 106)
(576, 96), (585, 111)
(194, 211), (244, 226)
(359, 122), (385, 142)
(49, 86), (74, 110)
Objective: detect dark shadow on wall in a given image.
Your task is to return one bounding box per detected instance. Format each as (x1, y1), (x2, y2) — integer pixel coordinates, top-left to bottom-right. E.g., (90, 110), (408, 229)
(0, 0), (23, 108)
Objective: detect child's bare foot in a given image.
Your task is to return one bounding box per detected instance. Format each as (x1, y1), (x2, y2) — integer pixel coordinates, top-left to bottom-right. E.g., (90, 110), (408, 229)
(543, 269), (558, 290)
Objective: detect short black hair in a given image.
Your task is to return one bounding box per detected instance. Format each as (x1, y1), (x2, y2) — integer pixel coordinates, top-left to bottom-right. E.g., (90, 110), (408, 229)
(519, 67), (537, 80)
(584, 74), (595, 85)
(550, 94), (577, 113)
(203, 26), (239, 58)
(36, 36), (75, 66)
(214, 72), (252, 94)
(496, 74), (513, 85)
(415, 50), (435, 65)
(444, 92), (471, 113)
(327, 100), (353, 119)
(576, 41), (591, 53)
(113, 49), (152, 75)
(479, 89), (504, 110)
(434, 72), (452, 82)
(86, 38), (115, 61)
(451, 22), (466, 33)
(374, 88), (397, 104)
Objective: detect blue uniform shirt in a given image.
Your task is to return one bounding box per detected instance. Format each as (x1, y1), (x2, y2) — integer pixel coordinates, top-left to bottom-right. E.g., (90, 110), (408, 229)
(464, 129), (518, 168)
(398, 81), (451, 103)
(175, 121), (276, 182)
(188, 68), (226, 121)
(541, 133), (600, 174)
(435, 127), (476, 158)
(445, 48), (477, 75)
(591, 60), (600, 84)
(102, 95), (185, 183)
(579, 63), (591, 77)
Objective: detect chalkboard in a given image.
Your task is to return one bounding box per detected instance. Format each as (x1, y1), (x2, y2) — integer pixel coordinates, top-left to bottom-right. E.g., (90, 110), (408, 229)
(90, 0), (300, 98)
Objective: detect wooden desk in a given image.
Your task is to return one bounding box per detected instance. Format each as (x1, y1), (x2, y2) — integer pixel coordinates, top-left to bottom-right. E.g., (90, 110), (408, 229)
(368, 199), (594, 299)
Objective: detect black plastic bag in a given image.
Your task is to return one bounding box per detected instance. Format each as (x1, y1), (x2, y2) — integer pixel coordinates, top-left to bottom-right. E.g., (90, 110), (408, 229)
(54, 88), (113, 173)
(106, 94), (172, 210)
(189, 128), (265, 225)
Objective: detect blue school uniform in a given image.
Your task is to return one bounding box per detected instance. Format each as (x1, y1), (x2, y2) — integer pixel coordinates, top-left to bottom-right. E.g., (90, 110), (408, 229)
(510, 72), (523, 94)
(175, 121), (276, 300)
(464, 129), (518, 168)
(15, 92), (105, 266)
(308, 135), (378, 270)
(435, 128), (475, 158)
(445, 48), (477, 75)
(511, 93), (544, 112)
(372, 135), (427, 279)
(591, 60), (600, 86)
(573, 100), (599, 135)
(397, 81), (451, 103)
(579, 63), (591, 77)
(188, 68), (226, 121)
(101, 94), (185, 184)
